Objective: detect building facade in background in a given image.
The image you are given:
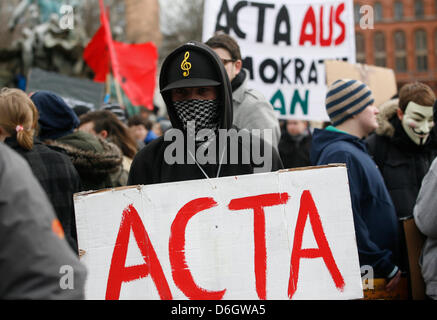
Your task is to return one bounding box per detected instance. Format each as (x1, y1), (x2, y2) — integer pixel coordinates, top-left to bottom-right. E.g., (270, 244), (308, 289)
(354, 0), (437, 93)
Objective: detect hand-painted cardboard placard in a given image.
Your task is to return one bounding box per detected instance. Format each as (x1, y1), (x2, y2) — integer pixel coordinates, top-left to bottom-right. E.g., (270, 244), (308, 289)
(202, 0), (356, 121)
(74, 165), (363, 300)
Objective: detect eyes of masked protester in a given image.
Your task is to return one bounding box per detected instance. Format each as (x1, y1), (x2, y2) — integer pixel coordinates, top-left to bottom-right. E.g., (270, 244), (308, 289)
(399, 101), (434, 146)
(171, 87), (217, 102)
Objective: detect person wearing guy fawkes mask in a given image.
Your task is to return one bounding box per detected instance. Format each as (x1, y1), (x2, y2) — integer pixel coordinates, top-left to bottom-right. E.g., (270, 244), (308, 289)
(128, 41), (283, 186)
(366, 82), (437, 287)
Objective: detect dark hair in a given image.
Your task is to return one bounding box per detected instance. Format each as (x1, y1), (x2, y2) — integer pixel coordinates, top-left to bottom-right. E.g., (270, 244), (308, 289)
(127, 114), (153, 131)
(398, 82), (436, 112)
(79, 110), (138, 159)
(205, 33), (242, 61)
(73, 105), (91, 118)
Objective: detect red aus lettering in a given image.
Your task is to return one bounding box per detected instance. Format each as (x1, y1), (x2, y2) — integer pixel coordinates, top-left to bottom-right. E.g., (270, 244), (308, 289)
(299, 3), (346, 47)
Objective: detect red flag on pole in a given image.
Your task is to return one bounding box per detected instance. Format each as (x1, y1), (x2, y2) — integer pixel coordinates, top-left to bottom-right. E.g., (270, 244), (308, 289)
(83, 26), (109, 82)
(112, 41), (157, 110)
(83, 0), (157, 109)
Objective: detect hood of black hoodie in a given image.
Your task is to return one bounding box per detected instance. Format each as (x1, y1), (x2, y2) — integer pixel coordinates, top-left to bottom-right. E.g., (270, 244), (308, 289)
(159, 41), (233, 132)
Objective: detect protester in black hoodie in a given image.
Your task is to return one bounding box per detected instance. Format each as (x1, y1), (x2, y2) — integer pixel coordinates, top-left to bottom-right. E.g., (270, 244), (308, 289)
(128, 41), (282, 186)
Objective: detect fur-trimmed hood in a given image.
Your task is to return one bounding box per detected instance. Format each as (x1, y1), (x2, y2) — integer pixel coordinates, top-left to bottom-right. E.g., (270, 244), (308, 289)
(47, 130), (123, 178)
(374, 98), (399, 138)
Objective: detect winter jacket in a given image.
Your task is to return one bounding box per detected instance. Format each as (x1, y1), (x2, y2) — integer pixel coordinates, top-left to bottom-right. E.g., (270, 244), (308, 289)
(365, 99), (437, 220)
(413, 156), (437, 299)
(278, 127), (312, 169)
(128, 42), (283, 186)
(48, 130), (124, 191)
(310, 127), (400, 279)
(232, 69), (281, 150)
(5, 136), (81, 253)
(0, 143), (87, 299)
(365, 100), (437, 275)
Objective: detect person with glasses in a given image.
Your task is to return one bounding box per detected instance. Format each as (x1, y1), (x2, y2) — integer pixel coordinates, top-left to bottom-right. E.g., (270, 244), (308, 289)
(205, 33), (280, 150)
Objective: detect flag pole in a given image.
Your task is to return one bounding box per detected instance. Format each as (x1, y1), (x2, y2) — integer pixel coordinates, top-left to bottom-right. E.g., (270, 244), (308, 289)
(100, 0), (124, 108)
(105, 72), (124, 108)
(113, 75), (124, 108)
(105, 73), (111, 97)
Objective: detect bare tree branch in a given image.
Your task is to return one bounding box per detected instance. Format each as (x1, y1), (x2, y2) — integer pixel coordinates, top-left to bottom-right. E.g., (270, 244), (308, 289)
(159, 0), (204, 64)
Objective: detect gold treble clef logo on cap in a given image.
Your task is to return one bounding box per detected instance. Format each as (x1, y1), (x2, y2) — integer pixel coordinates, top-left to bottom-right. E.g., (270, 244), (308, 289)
(181, 51), (192, 77)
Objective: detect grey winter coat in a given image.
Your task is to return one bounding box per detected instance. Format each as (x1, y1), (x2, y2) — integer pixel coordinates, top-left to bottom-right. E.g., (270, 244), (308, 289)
(0, 142), (87, 299)
(232, 69), (280, 149)
(413, 156), (437, 300)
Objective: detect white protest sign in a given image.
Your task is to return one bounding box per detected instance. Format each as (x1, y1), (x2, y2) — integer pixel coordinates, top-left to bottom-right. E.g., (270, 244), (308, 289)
(202, 0), (356, 121)
(74, 165), (363, 300)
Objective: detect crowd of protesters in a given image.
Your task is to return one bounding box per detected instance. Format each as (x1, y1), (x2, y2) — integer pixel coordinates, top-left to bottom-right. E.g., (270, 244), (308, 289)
(0, 33), (436, 301)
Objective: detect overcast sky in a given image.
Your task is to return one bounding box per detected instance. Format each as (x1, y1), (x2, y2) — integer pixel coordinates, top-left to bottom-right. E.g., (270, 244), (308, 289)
(159, 0), (204, 35)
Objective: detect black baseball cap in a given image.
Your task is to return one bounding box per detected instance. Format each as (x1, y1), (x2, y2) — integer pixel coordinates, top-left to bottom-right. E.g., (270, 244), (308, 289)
(160, 43), (221, 92)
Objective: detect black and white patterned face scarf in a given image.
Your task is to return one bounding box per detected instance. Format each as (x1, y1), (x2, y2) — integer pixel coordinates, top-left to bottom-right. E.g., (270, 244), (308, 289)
(173, 99), (219, 134)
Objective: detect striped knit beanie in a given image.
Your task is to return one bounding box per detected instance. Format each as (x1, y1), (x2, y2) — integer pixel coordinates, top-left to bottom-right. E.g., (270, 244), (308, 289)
(102, 103), (128, 124)
(326, 79), (375, 126)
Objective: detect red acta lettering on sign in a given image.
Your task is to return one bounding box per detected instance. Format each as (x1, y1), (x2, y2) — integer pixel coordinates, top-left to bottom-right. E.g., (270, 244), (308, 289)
(228, 193), (290, 300)
(288, 190), (345, 299)
(105, 191), (345, 300)
(299, 3), (346, 46)
(105, 204), (172, 300)
(169, 197), (226, 300)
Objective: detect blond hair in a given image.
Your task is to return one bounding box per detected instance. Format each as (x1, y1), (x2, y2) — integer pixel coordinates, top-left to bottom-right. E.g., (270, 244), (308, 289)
(0, 88), (38, 150)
